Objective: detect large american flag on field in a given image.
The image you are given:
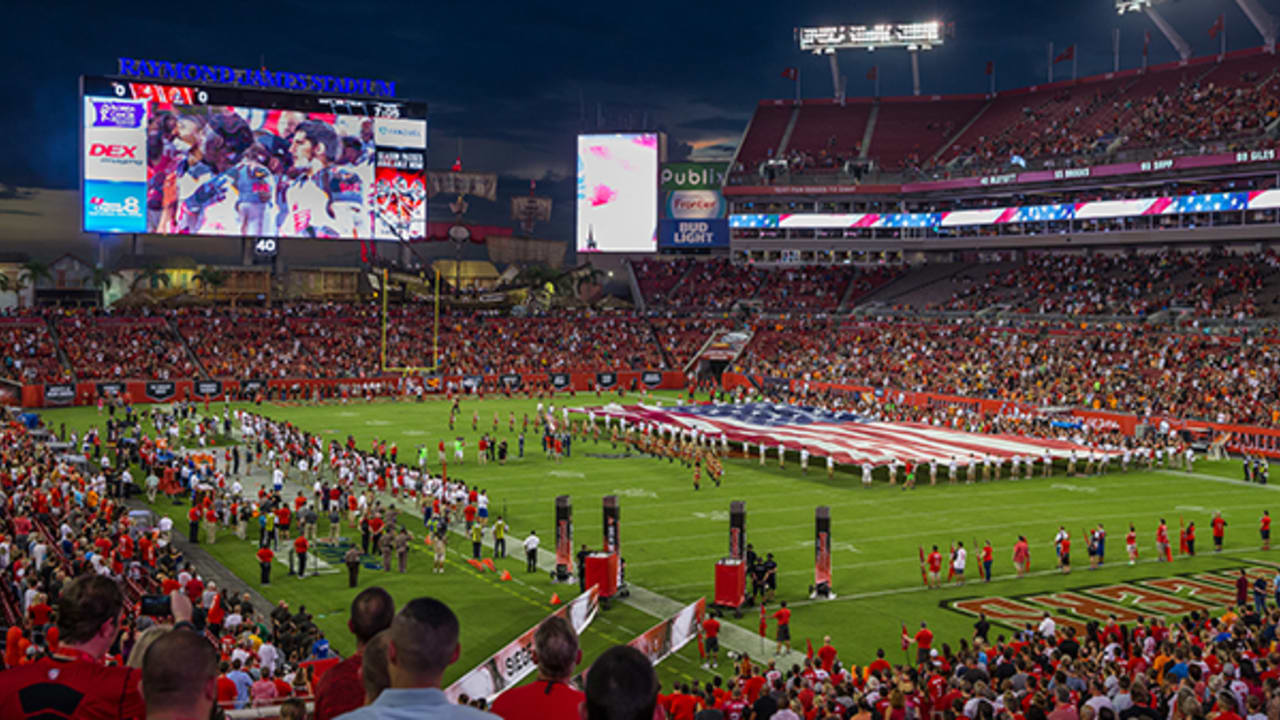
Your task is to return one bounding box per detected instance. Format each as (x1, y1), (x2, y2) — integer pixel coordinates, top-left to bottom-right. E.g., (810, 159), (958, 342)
(577, 402), (1101, 465)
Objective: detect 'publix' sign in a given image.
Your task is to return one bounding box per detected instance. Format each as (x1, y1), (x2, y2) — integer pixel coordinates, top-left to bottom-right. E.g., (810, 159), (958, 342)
(660, 162), (727, 191)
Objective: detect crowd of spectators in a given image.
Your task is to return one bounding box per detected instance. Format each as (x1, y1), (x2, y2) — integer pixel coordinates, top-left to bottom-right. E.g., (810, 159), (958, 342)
(665, 259), (770, 310)
(739, 317), (1280, 427)
(0, 408), (344, 716)
(941, 61), (1280, 176)
(57, 311), (197, 381)
(651, 317), (737, 368)
(934, 250), (1280, 319)
(649, 590), (1280, 720)
(437, 313), (666, 374)
(633, 258), (695, 307)
(753, 266), (857, 311)
(0, 318), (66, 384)
(177, 308), (315, 380)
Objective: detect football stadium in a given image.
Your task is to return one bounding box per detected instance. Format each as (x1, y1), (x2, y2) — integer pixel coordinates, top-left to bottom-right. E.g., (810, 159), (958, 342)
(3, 2), (1280, 719)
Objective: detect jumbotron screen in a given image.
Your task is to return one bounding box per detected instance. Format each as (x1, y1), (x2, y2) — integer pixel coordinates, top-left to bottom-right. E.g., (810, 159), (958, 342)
(80, 75), (427, 240)
(576, 133), (659, 253)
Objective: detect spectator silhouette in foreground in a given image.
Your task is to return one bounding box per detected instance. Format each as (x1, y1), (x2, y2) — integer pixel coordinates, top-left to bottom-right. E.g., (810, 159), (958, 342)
(140, 627), (220, 720)
(583, 645), (659, 720)
(0, 576), (190, 719)
(316, 587), (396, 720)
(490, 615), (584, 720)
(334, 596), (496, 719)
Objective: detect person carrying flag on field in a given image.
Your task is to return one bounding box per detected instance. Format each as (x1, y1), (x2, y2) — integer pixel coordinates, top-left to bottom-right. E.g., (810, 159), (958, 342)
(951, 541), (967, 586)
(905, 621), (933, 666)
(981, 540), (993, 582)
(1012, 535), (1029, 577)
(1156, 518), (1172, 561)
(926, 545), (942, 589)
(1053, 527), (1068, 572)
(1053, 527), (1071, 574)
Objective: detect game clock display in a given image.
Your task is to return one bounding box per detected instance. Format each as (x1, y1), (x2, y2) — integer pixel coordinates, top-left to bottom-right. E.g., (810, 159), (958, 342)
(80, 75), (427, 241)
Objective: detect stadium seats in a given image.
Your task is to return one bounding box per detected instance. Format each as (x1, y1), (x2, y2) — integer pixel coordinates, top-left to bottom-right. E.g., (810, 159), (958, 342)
(732, 48), (1280, 183)
(58, 312), (197, 382)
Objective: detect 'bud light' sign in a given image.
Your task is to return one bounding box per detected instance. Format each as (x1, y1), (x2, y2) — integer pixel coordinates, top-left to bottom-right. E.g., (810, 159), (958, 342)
(658, 219), (728, 249)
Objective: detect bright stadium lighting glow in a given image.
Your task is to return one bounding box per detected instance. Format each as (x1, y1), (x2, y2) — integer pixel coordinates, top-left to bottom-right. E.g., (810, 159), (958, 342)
(796, 21), (945, 53)
(1116, 0), (1161, 14)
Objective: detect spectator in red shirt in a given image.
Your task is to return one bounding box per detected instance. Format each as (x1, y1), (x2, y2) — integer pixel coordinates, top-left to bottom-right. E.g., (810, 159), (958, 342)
(216, 664), (239, 707)
(185, 575), (204, 605)
(293, 534), (309, 578)
(817, 635), (838, 673)
(701, 616), (721, 669)
(772, 600), (792, 655)
(491, 615), (585, 720)
(26, 594), (51, 627)
(314, 587), (396, 720)
(909, 621), (934, 666)
(257, 545), (274, 585)
(0, 576), (183, 719)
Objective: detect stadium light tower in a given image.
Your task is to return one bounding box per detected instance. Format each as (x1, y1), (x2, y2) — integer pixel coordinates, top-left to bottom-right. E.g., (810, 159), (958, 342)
(1118, 0), (1277, 58)
(796, 21), (949, 98)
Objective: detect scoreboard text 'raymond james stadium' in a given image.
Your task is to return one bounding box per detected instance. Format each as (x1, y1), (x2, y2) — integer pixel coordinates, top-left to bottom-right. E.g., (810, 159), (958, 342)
(115, 57), (397, 98)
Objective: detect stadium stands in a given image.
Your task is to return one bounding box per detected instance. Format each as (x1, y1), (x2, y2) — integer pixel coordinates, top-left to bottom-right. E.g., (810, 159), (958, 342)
(632, 257), (696, 307)
(732, 47), (1280, 182)
(58, 312), (198, 382)
(739, 318), (1280, 426)
(924, 249), (1280, 318)
(0, 317), (66, 385)
(177, 309), (316, 381)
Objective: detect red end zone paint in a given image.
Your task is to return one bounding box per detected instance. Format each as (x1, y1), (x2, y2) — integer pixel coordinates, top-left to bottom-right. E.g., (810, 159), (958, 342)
(1086, 585), (1213, 615)
(1025, 592), (1145, 624)
(1139, 578), (1238, 606)
(952, 597), (1087, 636)
(947, 565), (1272, 632)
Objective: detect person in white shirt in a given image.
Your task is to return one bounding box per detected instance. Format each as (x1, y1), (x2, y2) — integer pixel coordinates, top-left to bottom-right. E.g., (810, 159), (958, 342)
(861, 463), (873, 488)
(523, 530), (540, 573)
(257, 640), (280, 676)
(952, 542), (967, 586)
(799, 447), (810, 474)
(1037, 612), (1056, 640)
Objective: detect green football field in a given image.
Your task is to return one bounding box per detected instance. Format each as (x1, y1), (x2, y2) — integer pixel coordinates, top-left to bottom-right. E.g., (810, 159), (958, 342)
(43, 393), (1280, 690)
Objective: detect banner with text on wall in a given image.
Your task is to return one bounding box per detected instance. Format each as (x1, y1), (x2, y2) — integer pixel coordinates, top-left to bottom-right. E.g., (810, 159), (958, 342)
(660, 162), (728, 249)
(444, 586), (600, 704)
(572, 596), (707, 689)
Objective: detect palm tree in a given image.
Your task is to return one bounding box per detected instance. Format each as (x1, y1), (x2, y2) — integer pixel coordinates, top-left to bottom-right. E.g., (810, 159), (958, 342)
(83, 267), (120, 306)
(5, 274), (27, 308)
(131, 263), (171, 292)
(574, 266), (606, 296)
(19, 259), (51, 290)
(193, 267), (229, 302)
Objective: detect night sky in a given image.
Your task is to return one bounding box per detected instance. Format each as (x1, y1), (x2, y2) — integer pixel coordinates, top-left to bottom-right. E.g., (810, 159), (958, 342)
(0, 0), (1269, 239)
